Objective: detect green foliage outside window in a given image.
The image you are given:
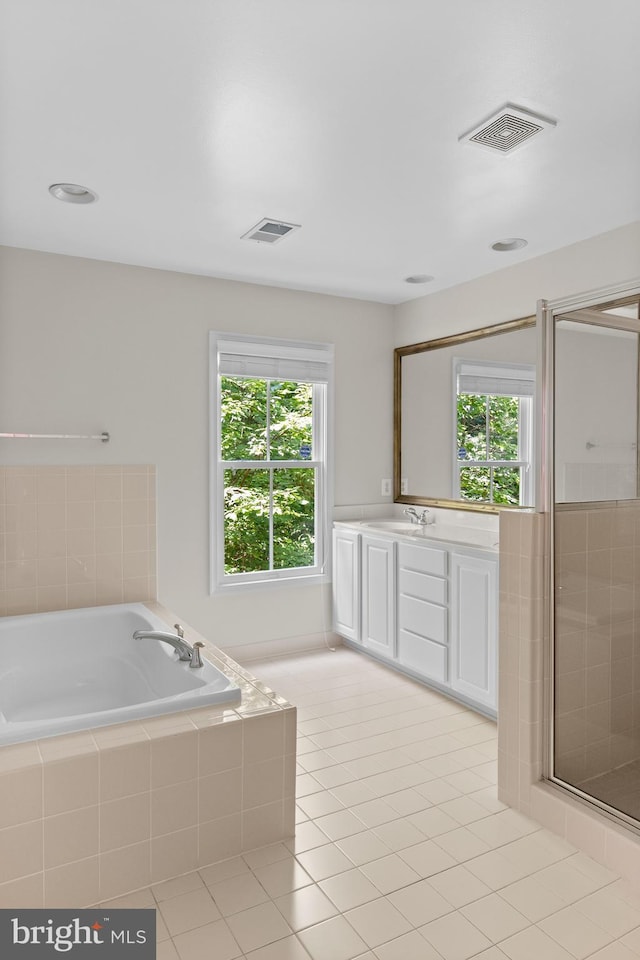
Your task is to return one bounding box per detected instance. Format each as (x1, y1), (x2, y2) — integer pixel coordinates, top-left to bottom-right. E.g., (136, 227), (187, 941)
(220, 377), (316, 574)
(457, 393), (521, 505)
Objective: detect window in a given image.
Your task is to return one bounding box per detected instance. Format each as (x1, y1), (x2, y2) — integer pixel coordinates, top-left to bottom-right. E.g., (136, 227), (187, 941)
(210, 333), (333, 590)
(453, 358), (535, 506)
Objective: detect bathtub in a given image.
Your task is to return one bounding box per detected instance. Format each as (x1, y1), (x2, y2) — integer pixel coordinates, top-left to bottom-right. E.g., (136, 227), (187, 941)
(0, 603), (241, 746)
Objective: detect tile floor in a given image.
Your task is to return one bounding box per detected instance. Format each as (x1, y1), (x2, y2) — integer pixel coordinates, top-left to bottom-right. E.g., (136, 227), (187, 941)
(103, 647), (640, 960)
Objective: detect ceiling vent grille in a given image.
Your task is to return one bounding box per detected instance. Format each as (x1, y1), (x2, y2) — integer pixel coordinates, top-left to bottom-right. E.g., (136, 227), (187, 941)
(459, 103), (556, 154)
(242, 218), (301, 244)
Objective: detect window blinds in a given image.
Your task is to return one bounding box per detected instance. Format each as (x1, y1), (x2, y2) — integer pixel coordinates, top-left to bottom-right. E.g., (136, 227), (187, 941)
(217, 335), (333, 384)
(456, 360), (535, 398)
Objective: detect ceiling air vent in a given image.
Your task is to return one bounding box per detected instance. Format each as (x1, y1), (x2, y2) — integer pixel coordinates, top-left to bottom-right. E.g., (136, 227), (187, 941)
(242, 218), (301, 244)
(459, 103), (557, 154)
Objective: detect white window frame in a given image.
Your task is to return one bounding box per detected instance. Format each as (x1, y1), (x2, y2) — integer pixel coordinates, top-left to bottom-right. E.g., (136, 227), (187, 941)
(210, 332), (334, 593)
(452, 357), (535, 506)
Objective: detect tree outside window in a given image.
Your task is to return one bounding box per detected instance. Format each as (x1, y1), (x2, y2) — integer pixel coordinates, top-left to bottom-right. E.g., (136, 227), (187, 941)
(457, 393), (522, 504)
(221, 377), (317, 575)
(454, 359), (535, 506)
(211, 332), (332, 590)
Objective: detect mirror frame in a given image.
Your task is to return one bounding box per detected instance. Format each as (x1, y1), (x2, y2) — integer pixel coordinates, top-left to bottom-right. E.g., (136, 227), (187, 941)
(394, 315), (536, 512)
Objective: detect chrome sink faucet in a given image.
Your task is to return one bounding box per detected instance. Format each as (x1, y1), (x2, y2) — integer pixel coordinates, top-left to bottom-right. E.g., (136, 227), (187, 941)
(132, 623), (204, 668)
(403, 507), (434, 525)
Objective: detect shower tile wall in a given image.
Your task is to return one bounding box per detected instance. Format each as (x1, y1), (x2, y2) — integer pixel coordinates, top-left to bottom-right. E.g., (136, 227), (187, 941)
(498, 510), (640, 881)
(555, 502), (640, 793)
(0, 465), (156, 616)
(497, 510), (546, 817)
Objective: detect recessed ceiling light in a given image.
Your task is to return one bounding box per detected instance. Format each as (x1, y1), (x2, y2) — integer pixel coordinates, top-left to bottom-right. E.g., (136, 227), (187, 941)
(405, 274), (435, 284)
(491, 238), (528, 252)
(48, 183), (97, 204)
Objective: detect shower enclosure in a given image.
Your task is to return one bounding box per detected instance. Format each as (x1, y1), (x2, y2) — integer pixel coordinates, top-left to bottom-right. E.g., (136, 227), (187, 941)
(548, 286), (640, 826)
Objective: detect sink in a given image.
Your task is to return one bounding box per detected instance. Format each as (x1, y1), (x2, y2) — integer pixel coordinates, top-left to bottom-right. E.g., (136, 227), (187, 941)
(362, 521), (418, 534)
(410, 525), (498, 548)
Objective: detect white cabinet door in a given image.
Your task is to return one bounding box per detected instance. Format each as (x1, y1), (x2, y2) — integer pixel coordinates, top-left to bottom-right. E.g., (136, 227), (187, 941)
(450, 552), (498, 711)
(332, 528), (361, 643)
(361, 535), (395, 659)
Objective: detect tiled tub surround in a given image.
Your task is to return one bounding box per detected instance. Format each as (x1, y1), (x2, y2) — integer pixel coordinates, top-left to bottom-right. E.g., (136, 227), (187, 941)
(0, 464), (157, 616)
(498, 510), (640, 887)
(0, 602), (296, 908)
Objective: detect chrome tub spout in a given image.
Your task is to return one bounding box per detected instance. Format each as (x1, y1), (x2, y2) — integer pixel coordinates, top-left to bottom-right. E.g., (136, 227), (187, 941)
(133, 629), (196, 663)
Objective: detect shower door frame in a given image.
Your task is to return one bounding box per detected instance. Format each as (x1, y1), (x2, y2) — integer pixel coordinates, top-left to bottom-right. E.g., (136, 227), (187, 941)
(540, 278), (640, 829)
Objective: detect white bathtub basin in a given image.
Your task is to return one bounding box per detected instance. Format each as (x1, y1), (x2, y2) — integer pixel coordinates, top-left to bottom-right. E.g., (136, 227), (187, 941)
(0, 603), (241, 745)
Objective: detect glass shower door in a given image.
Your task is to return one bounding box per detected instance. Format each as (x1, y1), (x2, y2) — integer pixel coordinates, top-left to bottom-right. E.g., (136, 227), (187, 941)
(552, 300), (640, 822)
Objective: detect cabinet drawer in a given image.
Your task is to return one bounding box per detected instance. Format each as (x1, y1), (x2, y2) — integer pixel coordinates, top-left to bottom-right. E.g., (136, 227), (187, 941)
(397, 542), (447, 577)
(398, 567), (447, 605)
(399, 594), (447, 645)
(397, 628), (447, 682)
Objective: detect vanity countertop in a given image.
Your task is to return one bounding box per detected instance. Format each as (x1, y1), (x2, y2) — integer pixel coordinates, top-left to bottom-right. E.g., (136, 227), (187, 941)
(334, 518), (500, 552)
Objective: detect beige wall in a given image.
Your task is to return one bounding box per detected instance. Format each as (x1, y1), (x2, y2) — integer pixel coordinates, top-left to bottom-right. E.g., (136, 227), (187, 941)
(2, 222), (639, 650)
(394, 221), (640, 347)
(0, 246), (394, 647)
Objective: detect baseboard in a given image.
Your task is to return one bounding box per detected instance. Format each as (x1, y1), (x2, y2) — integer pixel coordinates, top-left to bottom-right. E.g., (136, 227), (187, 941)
(223, 631), (343, 664)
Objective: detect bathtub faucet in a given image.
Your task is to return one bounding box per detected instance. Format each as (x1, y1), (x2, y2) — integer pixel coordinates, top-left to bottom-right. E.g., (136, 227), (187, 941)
(403, 507), (433, 525)
(132, 628), (205, 668)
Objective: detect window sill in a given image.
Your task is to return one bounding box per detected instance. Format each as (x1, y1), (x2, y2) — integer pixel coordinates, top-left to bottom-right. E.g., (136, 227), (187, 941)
(211, 572), (330, 595)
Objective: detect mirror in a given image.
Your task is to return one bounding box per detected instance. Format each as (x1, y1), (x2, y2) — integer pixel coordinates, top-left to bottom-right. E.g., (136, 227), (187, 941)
(394, 317), (537, 511)
(555, 302), (640, 503)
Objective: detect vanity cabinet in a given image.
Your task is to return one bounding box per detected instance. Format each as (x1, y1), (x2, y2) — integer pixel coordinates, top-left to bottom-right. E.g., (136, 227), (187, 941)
(450, 552), (498, 710)
(332, 523), (498, 717)
(361, 535), (395, 659)
(332, 526), (361, 643)
(397, 542), (448, 684)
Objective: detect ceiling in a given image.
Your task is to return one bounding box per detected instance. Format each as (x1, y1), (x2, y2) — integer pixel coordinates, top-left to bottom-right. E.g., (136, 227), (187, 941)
(1, 0), (639, 305)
